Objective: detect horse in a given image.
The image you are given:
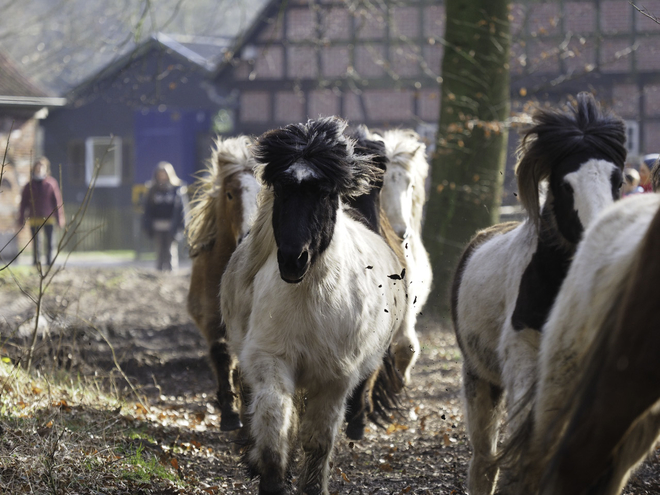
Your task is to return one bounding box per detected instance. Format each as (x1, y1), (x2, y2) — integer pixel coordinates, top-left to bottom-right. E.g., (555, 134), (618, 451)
(374, 128), (432, 384)
(451, 93), (627, 494)
(220, 117), (408, 495)
(342, 127), (407, 441)
(496, 192), (660, 495)
(186, 135), (259, 432)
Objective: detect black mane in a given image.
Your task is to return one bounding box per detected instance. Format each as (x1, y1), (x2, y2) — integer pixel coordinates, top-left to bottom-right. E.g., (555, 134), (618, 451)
(346, 126), (387, 233)
(516, 92), (627, 223)
(254, 117), (379, 197)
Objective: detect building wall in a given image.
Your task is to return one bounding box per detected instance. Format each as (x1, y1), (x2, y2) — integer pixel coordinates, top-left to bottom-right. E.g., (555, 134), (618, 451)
(222, 0), (660, 161)
(42, 46), (229, 251)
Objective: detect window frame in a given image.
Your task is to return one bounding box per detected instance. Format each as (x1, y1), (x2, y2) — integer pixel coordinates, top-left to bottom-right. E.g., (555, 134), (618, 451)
(85, 136), (123, 187)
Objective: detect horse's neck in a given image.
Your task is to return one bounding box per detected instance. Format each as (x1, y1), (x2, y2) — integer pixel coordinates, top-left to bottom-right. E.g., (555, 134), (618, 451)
(538, 202), (576, 254)
(246, 192), (277, 281)
(346, 191), (381, 233)
(214, 202), (237, 249)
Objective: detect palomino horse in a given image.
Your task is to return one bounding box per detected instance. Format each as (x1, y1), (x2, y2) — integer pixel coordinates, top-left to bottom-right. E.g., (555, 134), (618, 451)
(375, 129), (432, 384)
(498, 192), (660, 495)
(221, 117), (407, 495)
(186, 135), (259, 431)
(451, 93), (626, 494)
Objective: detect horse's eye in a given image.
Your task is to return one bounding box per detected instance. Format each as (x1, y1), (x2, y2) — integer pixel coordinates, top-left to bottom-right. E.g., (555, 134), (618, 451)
(618, 181), (623, 189)
(227, 192), (233, 200)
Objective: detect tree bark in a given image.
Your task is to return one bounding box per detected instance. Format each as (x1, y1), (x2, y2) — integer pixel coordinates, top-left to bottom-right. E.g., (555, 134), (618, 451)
(422, 0), (512, 317)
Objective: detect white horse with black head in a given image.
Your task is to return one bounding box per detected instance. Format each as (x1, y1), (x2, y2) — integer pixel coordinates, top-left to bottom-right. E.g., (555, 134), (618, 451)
(221, 117), (407, 495)
(451, 93), (626, 494)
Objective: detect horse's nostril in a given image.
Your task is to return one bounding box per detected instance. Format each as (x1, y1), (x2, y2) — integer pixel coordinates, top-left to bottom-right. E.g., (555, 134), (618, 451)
(298, 250), (309, 264)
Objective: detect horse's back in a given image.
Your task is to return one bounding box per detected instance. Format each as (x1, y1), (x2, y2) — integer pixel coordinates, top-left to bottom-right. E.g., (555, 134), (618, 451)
(452, 221), (527, 379)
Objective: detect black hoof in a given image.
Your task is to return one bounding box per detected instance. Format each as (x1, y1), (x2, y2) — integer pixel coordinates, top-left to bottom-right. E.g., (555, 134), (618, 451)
(345, 419), (365, 440)
(220, 411), (243, 431)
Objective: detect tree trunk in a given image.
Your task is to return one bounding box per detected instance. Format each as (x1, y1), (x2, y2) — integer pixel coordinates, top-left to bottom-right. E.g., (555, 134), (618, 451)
(422, 0), (512, 317)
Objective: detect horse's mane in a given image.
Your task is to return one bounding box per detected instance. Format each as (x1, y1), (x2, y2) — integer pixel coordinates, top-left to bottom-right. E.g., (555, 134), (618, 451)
(348, 126), (405, 264)
(254, 117), (381, 198)
(186, 135), (256, 255)
(515, 92), (627, 226)
(376, 129), (429, 233)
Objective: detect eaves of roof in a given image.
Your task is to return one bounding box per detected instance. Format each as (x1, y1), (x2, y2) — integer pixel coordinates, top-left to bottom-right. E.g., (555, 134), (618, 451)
(0, 95), (67, 107)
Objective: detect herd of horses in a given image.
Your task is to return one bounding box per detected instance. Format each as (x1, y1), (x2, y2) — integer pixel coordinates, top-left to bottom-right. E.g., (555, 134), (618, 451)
(183, 93), (660, 495)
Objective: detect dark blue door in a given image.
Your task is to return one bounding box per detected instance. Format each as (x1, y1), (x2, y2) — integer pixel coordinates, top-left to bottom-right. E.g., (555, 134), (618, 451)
(134, 108), (210, 185)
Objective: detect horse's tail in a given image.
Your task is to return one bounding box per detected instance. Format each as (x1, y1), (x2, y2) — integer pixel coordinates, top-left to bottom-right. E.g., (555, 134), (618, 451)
(368, 346), (405, 427)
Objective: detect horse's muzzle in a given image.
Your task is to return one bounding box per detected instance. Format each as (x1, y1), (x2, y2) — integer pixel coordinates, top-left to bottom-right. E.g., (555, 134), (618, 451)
(277, 248), (310, 284)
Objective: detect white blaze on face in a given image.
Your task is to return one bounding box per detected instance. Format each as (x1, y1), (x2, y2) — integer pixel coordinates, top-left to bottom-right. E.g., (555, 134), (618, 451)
(564, 158), (618, 230)
(287, 162), (319, 183)
(381, 166), (413, 238)
(239, 173), (261, 242)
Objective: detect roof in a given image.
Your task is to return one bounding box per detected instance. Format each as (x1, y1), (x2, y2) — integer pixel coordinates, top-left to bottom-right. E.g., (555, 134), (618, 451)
(68, 32), (234, 98)
(0, 49), (66, 107)
(213, 0), (281, 78)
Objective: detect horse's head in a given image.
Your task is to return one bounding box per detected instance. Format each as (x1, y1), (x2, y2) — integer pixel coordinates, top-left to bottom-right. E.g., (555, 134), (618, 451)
(381, 164), (414, 239)
(220, 167), (260, 245)
(186, 136), (259, 254)
(377, 129), (429, 240)
(210, 136), (260, 246)
(255, 117), (379, 284)
(516, 93), (626, 244)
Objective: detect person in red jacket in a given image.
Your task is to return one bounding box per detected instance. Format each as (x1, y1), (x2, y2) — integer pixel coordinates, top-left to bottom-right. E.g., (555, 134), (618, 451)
(17, 157), (65, 266)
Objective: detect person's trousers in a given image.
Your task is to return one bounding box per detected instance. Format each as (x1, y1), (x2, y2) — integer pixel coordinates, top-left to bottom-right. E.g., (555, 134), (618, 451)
(30, 224), (54, 266)
(154, 230), (178, 271)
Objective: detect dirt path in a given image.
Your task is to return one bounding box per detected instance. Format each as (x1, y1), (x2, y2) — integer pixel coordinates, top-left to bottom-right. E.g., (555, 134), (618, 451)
(0, 267), (658, 494)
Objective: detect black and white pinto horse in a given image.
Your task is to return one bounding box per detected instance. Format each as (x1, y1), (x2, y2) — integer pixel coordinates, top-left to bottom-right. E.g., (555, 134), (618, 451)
(498, 192), (660, 495)
(372, 129), (432, 384)
(220, 117), (407, 495)
(451, 93), (626, 494)
(342, 127), (408, 441)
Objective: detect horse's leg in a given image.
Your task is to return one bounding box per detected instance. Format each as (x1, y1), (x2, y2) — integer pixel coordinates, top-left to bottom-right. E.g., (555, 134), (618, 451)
(495, 328), (541, 493)
(540, 403), (660, 495)
(244, 356), (296, 495)
(463, 363), (505, 495)
(299, 381), (349, 495)
(209, 326), (242, 431)
(344, 370), (378, 440)
(391, 308), (419, 385)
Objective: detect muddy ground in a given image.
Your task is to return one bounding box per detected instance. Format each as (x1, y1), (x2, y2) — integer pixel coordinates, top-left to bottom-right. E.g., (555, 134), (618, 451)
(0, 266), (658, 494)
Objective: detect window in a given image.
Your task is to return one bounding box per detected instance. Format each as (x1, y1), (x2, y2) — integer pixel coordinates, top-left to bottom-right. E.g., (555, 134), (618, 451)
(85, 136), (122, 187)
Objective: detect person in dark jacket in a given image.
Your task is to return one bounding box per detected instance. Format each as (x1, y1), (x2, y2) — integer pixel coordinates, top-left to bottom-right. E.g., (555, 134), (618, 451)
(17, 157), (65, 266)
(143, 161), (188, 271)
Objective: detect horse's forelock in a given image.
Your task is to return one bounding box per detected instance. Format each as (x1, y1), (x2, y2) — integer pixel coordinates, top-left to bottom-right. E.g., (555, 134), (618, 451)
(255, 117), (381, 197)
(515, 93), (627, 226)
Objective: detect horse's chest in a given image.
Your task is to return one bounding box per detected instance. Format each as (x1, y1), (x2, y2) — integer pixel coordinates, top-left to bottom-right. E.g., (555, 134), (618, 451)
(249, 260), (396, 373)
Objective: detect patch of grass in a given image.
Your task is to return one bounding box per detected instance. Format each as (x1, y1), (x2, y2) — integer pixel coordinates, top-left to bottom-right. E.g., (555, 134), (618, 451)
(120, 444), (178, 483)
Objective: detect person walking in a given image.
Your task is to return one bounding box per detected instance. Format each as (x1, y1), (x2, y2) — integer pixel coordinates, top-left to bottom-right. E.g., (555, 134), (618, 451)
(142, 161), (188, 271)
(17, 157), (65, 266)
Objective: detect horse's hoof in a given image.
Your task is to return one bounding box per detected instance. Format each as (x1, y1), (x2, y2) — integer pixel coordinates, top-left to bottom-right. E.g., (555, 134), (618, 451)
(220, 412), (243, 431)
(258, 483), (290, 495)
(345, 421), (365, 441)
